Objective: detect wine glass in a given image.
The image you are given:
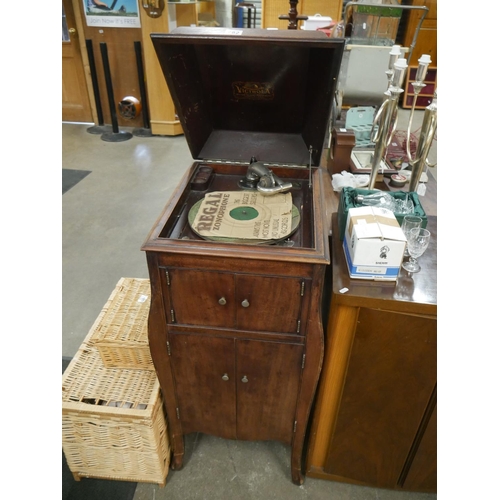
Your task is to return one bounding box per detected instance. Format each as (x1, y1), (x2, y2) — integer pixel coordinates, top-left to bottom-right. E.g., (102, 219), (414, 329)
(401, 215), (422, 257)
(402, 228), (430, 273)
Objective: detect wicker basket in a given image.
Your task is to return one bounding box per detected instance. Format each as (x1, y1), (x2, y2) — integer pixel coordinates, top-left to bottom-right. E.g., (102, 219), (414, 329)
(62, 346), (170, 486)
(88, 277), (154, 370)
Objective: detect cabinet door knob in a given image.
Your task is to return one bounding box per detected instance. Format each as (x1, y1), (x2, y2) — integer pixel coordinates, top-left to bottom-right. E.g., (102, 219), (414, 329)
(218, 297), (227, 305)
(241, 299), (250, 308)
(241, 375), (248, 383)
(222, 373), (229, 381)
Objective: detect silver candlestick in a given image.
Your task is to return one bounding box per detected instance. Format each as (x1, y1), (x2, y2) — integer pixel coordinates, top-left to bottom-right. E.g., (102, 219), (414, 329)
(368, 57), (407, 189)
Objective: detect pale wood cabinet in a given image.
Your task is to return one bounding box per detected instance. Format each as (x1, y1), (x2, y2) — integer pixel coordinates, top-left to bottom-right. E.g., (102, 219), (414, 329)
(321, 307), (436, 490)
(140, 8), (183, 136)
(403, 0), (437, 66)
(140, 2), (218, 136)
(306, 215), (437, 493)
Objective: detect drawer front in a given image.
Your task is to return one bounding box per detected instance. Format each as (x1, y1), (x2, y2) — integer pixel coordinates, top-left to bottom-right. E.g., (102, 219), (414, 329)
(235, 275), (306, 334)
(165, 268), (236, 328)
(163, 267), (308, 334)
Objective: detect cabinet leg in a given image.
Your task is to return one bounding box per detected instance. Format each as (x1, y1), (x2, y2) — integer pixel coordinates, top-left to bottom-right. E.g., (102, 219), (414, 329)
(291, 431), (305, 485)
(170, 452), (184, 470)
(291, 467), (304, 485)
(170, 433), (185, 470)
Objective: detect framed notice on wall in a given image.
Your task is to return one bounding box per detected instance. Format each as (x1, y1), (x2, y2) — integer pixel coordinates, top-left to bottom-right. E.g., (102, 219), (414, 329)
(83, 0), (141, 28)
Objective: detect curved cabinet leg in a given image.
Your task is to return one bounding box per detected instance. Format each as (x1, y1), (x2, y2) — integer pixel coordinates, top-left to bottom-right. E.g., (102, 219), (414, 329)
(170, 434), (184, 470)
(292, 465), (304, 485)
(169, 432), (185, 470)
(170, 452), (184, 470)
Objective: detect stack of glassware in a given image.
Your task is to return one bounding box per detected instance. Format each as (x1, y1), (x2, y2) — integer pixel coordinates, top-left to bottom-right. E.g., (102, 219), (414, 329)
(354, 191), (414, 214)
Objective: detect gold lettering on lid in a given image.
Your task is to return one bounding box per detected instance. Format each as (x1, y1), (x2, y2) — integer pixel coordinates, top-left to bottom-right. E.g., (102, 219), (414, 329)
(232, 82), (274, 101)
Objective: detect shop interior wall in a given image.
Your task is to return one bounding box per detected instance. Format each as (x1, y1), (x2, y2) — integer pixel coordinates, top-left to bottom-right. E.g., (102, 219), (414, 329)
(72, 1), (346, 130)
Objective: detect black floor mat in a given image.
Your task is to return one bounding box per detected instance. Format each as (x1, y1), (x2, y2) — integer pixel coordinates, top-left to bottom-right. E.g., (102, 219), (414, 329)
(62, 169), (91, 194)
(62, 357), (138, 500)
(62, 455), (137, 500)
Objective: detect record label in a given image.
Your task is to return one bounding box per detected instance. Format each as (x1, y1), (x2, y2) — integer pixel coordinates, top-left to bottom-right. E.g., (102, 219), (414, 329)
(229, 206), (260, 221)
(190, 191), (294, 241)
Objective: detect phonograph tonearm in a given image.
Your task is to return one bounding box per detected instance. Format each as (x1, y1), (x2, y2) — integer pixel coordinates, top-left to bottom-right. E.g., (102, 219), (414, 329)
(239, 161), (293, 195)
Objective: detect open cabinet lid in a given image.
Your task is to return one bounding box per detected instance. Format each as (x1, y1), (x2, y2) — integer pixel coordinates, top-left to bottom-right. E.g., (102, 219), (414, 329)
(151, 27), (345, 167)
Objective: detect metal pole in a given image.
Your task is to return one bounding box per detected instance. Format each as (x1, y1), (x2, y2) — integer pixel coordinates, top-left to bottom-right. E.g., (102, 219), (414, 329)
(85, 39), (111, 135)
(408, 93), (437, 192)
(132, 40), (153, 137)
(99, 42), (133, 142)
(367, 96), (399, 189)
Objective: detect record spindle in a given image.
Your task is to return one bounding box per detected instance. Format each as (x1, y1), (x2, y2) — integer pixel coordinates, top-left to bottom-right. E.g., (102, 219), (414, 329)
(99, 42), (133, 142)
(132, 40), (153, 137)
(85, 39), (111, 135)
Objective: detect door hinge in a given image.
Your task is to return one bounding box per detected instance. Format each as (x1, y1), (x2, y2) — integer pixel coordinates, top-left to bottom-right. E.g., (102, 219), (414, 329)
(170, 309), (175, 322)
(302, 353), (306, 369)
(300, 281), (305, 296)
(165, 270), (171, 285)
(296, 320), (301, 333)
(166, 341), (171, 356)
(176, 408), (180, 419)
(293, 420), (297, 432)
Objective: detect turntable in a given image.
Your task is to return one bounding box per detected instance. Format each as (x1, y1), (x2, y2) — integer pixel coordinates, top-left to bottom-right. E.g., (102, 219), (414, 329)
(141, 27), (345, 485)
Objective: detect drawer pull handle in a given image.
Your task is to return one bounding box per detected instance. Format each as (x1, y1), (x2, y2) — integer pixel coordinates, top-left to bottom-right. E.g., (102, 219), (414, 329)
(218, 297), (227, 305)
(241, 299), (250, 308)
(222, 373), (229, 381)
(241, 375), (248, 383)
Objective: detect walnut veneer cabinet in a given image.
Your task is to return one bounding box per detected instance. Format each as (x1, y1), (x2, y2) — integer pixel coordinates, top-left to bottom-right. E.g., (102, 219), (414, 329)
(141, 28), (345, 485)
(142, 242), (329, 485)
(306, 215), (437, 493)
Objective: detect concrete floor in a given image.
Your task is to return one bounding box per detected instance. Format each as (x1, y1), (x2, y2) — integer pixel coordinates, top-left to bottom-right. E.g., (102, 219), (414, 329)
(62, 111), (437, 500)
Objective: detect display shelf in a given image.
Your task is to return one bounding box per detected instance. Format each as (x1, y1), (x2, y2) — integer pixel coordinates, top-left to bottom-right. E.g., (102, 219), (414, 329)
(403, 65), (437, 110)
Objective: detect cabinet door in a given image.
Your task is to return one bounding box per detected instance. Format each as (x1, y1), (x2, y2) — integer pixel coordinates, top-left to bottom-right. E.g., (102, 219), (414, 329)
(235, 339), (303, 442)
(166, 269), (235, 328)
(402, 400), (437, 492)
(235, 275), (306, 334)
(169, 333), (237, 439)
(324, 308), (436, 489)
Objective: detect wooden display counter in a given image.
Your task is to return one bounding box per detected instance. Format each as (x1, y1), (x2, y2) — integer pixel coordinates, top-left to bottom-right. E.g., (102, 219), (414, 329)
(306, 171), (437, 493)
(320, 167), (437, 231)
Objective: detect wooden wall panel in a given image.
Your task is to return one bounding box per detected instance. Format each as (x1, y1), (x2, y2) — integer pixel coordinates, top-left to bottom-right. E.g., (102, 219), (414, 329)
(261, 0), (343, 30)
(139, 6), (184, 136)
(403, 0), (437, 66)
(300, 0), (342, 22)
(77, 4), (144, 129)
(262, 0), (289, 29)
(63, 0), (93, 123)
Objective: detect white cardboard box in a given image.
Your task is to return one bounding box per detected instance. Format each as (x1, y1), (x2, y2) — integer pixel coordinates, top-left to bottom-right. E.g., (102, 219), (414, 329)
(302, 14), (333, 31)
(342, 206), (406, 280)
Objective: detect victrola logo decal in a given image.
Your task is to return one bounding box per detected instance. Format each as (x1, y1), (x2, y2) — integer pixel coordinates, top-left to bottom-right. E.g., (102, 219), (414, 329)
(232, 82), (274, 100)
